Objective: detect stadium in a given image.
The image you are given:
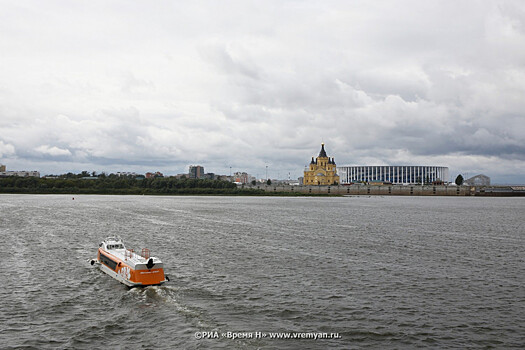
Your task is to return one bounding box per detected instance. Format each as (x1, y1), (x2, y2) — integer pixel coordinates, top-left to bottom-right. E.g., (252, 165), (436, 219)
(337, 166), (449, 185)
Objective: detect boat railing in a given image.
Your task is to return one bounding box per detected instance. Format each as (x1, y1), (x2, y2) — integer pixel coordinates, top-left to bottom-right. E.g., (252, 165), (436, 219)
(125, 248), (134, 260)
(141, 248), (150, 259)
(124, 247), (151, 260)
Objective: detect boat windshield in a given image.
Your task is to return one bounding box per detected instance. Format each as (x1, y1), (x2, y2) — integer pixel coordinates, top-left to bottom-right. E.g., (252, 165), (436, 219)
(107, 244), (124, 249)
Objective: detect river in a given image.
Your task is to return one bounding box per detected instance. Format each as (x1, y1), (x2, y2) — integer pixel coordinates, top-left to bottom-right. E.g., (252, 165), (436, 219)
(1, 195), (523, 349)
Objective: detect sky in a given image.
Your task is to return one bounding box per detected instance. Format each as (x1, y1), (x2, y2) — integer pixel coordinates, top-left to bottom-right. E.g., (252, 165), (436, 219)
(1, 1), (525, 184)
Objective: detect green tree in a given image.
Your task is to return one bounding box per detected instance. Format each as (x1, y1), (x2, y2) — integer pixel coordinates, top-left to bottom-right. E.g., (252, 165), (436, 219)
(251, 180), (256, 186)
(455, 174), (464, 186)
(266, 179), (272, 185)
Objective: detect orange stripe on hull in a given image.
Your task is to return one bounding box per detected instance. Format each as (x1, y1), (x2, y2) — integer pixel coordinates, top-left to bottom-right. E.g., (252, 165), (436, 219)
(98, 249), (166, 286)
(132, 268), (165, 285)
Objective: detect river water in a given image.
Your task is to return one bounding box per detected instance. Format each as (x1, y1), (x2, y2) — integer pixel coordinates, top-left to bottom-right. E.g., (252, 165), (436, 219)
(0, 194), (524, 349)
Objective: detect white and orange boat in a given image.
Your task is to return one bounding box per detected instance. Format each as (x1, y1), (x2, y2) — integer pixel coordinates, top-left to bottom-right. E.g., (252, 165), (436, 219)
(91, 237), (169, 287)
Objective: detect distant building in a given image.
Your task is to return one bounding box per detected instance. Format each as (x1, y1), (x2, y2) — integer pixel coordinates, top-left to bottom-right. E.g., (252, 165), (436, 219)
(216, 175), (233, 182)
(145, 171), (164, 179)
(0, 165), (40, 177)
(464, 174), (490, 186)
(338, 166), (449, 185)
(202, 173), (215, 180)
(0, 170), (40, 178)
(189, 165), (204, 179)
(233, 172), (253, 184)
(116, 172), (138, 177)
(303, 143), (340, 185)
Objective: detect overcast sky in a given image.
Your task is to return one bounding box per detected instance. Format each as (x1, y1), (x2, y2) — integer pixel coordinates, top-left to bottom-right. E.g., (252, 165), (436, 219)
(1, 1), (524, 183)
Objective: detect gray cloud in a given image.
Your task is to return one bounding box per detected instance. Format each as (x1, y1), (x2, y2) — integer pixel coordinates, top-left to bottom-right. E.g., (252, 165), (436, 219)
(0, 141), (16, 158)
(0, 1), (524, 183)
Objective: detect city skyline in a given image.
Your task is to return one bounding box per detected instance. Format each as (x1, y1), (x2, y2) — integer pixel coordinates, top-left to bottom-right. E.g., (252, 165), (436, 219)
(1, 1), (525, 184)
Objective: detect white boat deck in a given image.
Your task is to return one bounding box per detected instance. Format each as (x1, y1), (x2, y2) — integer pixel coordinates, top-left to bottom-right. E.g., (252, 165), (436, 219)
(106, 249), (144, 267)
(100, 237), (162, 270)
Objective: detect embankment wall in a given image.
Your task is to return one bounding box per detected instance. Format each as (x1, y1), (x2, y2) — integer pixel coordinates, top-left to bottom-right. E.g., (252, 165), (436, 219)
(243, 184), (476, 196)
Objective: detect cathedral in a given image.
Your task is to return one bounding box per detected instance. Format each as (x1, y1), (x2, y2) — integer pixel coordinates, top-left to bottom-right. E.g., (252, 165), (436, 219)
(303, 143), (340, 185)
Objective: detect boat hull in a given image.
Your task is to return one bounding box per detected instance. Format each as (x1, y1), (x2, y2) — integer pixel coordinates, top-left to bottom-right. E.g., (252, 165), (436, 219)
(97, 249), (167, 287)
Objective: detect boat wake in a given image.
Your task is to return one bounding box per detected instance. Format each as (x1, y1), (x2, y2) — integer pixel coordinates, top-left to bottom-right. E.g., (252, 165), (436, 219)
(126, 286), (198, 315)
(125, 285), (219, 330)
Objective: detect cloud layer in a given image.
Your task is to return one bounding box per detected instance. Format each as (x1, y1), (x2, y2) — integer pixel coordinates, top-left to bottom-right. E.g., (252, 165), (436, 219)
(1, 1), (525, 183)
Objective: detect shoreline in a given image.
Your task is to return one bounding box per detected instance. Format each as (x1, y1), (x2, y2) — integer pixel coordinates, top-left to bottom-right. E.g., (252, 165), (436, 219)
(239, 184), (525, 197)
(1, 184), (524, 197)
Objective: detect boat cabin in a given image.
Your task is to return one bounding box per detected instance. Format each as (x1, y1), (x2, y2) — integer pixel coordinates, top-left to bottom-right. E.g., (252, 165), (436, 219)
(100, 237), (125, 251)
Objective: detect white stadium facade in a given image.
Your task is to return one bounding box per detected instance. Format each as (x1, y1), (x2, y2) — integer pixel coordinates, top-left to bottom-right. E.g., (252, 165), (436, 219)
(337, 166), (449, 185)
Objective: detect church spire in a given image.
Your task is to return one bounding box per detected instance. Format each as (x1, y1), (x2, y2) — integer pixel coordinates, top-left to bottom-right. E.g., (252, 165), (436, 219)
(318, 142), (327, 157)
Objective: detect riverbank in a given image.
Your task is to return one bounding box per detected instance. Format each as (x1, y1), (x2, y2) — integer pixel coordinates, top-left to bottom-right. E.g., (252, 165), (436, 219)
(242, 184), (525, 197)
(1, 175), (523, 196)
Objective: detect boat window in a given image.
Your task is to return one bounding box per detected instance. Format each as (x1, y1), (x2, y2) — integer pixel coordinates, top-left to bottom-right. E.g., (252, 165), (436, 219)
(100, 253), (117, 270)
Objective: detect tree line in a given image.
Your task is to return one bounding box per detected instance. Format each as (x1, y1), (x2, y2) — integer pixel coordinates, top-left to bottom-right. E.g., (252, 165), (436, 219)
(0, 175), (265, 195)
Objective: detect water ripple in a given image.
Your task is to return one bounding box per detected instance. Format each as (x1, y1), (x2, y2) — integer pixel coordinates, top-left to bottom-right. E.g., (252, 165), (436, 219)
(0, 195), (524, 349)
